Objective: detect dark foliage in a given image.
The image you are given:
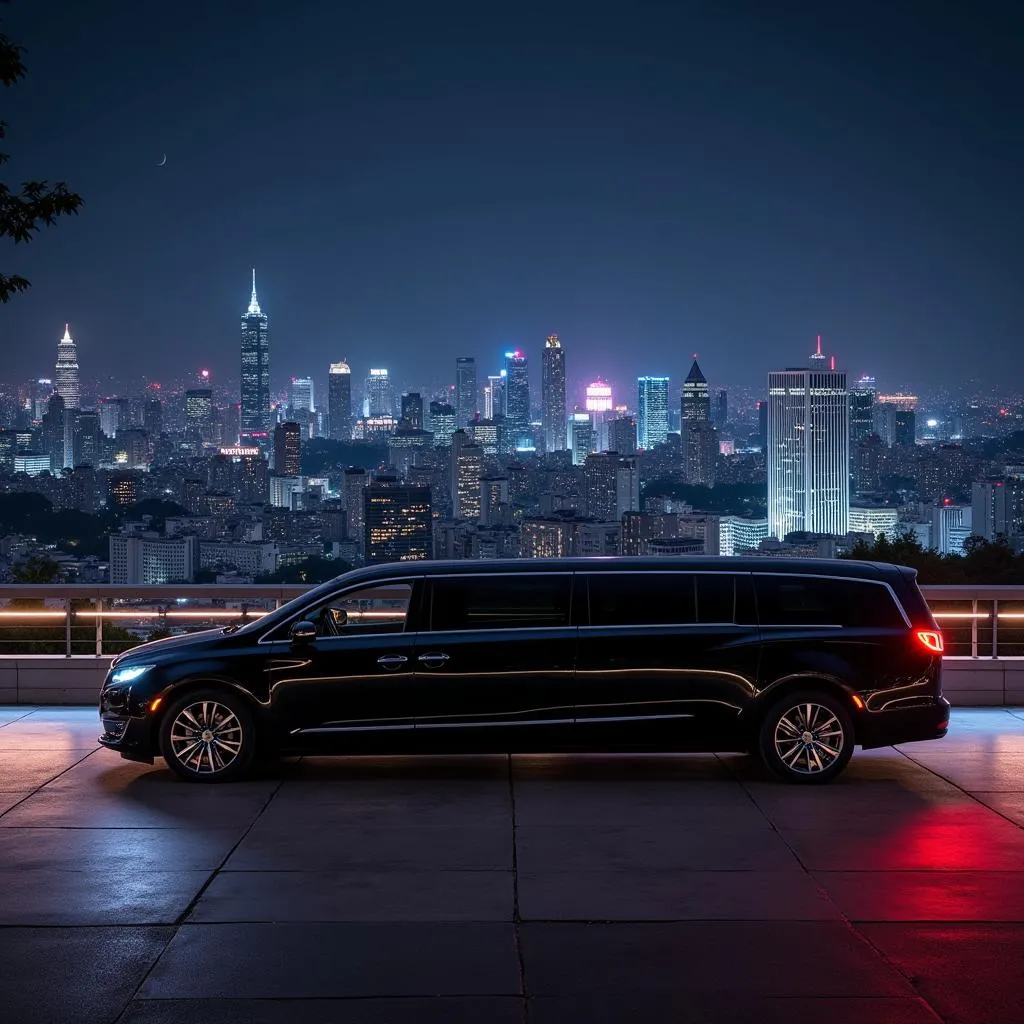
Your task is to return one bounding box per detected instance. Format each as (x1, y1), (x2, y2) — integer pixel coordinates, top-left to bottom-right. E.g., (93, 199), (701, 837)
(843, 532), (1024, 584)
(301, 439), (388, 476)
(642, 481), (767, 517)
(255, 557), (350, 585)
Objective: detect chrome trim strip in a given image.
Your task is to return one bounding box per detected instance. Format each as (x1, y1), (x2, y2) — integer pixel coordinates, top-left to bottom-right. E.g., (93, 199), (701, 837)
(576, 713), (696, 724)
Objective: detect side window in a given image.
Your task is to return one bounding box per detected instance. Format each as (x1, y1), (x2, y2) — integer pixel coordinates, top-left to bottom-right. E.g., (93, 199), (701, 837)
(754, 576), (906, 628)
(587, 574), (697, 627)
(695, 575), (737, 624)
(310, 583), (414, 638)
(430, 576), (572, 632)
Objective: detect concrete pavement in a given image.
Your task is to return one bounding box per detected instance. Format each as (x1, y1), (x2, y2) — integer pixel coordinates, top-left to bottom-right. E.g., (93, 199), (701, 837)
(1, 706), (1024, 1023)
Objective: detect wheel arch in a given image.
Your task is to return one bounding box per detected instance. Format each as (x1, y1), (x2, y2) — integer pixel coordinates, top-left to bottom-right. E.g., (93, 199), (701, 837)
(148, 676), (266, 747)
(754, 674), (864, 744)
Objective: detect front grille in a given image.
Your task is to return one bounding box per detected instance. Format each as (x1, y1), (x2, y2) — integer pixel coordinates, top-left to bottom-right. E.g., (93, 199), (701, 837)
(101, 717), (129, 741)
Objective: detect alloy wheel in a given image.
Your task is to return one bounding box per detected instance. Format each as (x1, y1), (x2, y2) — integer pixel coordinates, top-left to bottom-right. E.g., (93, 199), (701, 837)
(168, 700), (243, 775)
(773, 702), (845, 775)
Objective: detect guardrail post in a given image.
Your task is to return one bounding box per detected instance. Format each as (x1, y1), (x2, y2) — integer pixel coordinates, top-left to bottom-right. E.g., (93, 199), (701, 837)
(971, 599), (979, 659)
(95, 598), (104, 657)
(65, 598), (72, 658)
(992, 599), (999, 659)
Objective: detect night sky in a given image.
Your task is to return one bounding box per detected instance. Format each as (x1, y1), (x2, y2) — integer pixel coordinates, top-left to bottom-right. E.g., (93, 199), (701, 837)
(1, 0), (1020, 398)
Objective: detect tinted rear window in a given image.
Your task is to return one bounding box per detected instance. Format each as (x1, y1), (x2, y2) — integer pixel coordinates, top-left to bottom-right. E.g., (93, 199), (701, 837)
(429, 575), (572, 631)
(587, 574), (697, 626)
(754, 575), (906, 628)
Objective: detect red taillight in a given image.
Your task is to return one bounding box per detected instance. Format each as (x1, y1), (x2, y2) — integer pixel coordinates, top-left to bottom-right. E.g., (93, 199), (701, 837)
(916, 630), (944, 654)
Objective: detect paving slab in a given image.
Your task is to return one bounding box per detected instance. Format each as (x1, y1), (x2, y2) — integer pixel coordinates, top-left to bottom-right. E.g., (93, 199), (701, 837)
(519, 922), (916, 997)
(814, 871), (1024, 921)
(0, 825), (243, 871)
(0, 866), (209, 924)
(190, 869), (514, 922)
(859, 923), (1024, 1024)
(139, 923), (521, 999)
(226, 821), (512, 871)
(0, 926), (172, 1024)
(515, 822), (802, 873)
(120, 997), (524, 1024)
(518, 868), (840, 921)
(528, 994), (941, 1024)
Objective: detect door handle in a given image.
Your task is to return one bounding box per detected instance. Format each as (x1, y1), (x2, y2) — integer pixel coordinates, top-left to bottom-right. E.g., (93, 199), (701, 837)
(377, 655), (408, 669)
(417, 652), (450, 665)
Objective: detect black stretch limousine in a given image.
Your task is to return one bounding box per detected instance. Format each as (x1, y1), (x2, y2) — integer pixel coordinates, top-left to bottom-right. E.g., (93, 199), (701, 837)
(98, 557), (949, 784)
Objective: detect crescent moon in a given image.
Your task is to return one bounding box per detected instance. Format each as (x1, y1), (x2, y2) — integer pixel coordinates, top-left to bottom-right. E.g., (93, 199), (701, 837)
(157, 154), (167, 167)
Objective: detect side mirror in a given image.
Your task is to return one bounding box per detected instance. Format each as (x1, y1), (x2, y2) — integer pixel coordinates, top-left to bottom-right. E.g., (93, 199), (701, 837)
(290, 620), (317, 645)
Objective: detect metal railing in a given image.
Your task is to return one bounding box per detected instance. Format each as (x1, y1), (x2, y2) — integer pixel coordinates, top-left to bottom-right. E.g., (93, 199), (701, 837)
(0, 585), (307, 657)
(919, 586), (1024, 660)
(0, 583), (1020, 659)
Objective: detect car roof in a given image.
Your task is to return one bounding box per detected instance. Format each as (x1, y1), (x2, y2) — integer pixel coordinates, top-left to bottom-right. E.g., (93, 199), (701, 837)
(335, 557), (909, 585)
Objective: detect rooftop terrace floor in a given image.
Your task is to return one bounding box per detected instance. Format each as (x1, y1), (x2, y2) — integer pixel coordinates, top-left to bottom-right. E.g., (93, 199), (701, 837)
(2, 707), (1024, 1023)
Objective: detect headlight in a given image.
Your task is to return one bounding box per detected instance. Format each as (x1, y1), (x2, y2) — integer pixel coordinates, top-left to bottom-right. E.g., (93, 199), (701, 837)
(110, 664), (154, 684)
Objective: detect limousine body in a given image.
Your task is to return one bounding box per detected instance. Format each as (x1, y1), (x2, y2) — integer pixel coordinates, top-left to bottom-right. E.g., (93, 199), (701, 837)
(99, 557), (949, 783)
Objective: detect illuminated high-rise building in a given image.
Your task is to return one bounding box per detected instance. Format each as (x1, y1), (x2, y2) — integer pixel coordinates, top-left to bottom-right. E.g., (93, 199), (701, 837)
(608, 416), (637, 456)
(850, 375), (876, 445)
(328, 361), (353, 440)
(541, 335), (566, 452)
(767, 359), (850, 540)
(484, 373), (506, 420)
(637, 376), (670, 449)
(681, 360), (716, 486)
(364, 476), (432, 564)
(400, 392), (424, 430)
(288, 377), (315, 413)
(428, 401), (456, 446)
(344, 467), (368, 554)
(451, 430), (484, 520)
(54, 324), (80, 410)
(274, 421), (302, 476)
(504, 351), (530, 429)
(239, 270), (271, 446)
(185, 389), (213, 439)
(365, 368), (392, 417)
(455, 357), (477, 427)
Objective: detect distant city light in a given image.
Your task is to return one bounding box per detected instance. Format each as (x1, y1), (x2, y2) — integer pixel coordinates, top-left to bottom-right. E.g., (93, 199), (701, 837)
(200, 369), (210, 380)
(926, 418), (938, 428)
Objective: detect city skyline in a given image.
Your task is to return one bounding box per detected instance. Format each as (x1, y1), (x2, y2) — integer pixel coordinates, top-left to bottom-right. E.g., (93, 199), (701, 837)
(2, 2), (1020, 390)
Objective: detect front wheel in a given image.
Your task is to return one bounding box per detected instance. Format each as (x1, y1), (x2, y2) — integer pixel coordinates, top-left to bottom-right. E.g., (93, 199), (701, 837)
(758, 691), (854, 784)
(159, 688), (256, 783)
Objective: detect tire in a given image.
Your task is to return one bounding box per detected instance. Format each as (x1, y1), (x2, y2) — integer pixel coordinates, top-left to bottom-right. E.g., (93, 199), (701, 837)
(758, 690), (854, 784)
(158, 687), (256, 783)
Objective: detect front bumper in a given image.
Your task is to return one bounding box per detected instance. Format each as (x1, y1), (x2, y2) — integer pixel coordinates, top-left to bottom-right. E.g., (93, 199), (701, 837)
(98, 685), (157, 760)
(858, 696), (951, 750)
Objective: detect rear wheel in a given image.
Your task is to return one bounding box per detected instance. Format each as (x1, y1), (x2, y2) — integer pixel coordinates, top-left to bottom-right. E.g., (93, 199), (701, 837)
(758, 690), (854, 784)
(159, 688), (256, 783)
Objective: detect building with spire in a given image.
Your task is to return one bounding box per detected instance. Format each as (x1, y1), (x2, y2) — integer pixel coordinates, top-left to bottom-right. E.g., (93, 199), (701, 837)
(55, 324), (80, 410)
(681, 358), (717, 486)
(239, 270), (271, 447)
(541, 334), (566, 452)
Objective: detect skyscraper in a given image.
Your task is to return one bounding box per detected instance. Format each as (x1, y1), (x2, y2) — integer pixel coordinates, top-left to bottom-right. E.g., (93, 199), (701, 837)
(767, 360), (850, 539)
(54, 324), (80, 410)
(328, 361), (352, 441)
(504, 351), (530, 430)
(240, 270), (271, 446)
(850, 376), (876, 445)
(288, 377), (315, 414)
(400, 392), (424, 430)
(455, 357), (477, 427)
(274, 421), (302, 477)
(365, 368), (392, 417)
(637, 376), (670, 449)
(484, 373), (506, 420)
(541, 334), (566, 452)
(681, 359), (717, 486)
(364, 477), (432, 564)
